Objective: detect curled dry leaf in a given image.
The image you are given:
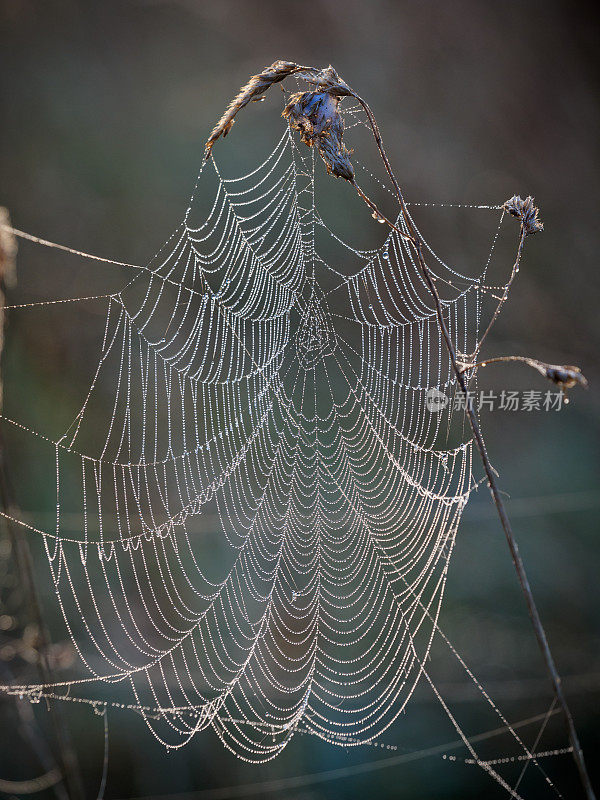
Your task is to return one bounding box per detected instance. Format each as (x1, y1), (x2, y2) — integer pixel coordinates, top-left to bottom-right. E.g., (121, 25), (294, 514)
(516, 356), (587, 390)
(504, 195), (544, 235)
(283, 90), (354, 181)
(204, 60), (355, 168)
(542, 363), (588, 390)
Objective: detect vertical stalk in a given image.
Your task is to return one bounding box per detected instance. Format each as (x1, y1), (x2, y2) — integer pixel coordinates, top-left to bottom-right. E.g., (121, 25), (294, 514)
(0, 210), (85, 800)
(352, 106), (596, 799)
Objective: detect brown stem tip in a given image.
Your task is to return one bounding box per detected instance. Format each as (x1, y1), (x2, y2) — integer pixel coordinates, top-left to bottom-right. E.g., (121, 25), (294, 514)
(459, 355), (588, 391)
(504, 195), (544, 235)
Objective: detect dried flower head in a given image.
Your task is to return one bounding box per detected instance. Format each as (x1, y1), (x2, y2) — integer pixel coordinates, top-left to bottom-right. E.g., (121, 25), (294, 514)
(503, 195), (544, 235)
(542, 364), (588, 390)
(204, 61), (354, 160)
(283, 90), (354, 181)
(204, 61), (302, 158)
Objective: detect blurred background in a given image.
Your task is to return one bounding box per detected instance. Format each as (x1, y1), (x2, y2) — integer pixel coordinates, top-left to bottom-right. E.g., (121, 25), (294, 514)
(0, 1), (599, 798)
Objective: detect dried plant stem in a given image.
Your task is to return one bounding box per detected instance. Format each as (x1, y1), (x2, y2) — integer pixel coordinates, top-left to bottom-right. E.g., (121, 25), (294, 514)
(350, 180), (413, 243)
(463, 355), (547, 371)
(457, 355), (588, 391)
(473, 230), (525, 359)
(208, 67), (594, 792)
(357, 117), (596, 800)
(0, 213), (85, 800)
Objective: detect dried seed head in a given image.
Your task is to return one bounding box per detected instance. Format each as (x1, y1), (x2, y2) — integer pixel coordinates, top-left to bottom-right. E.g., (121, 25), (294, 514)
(543, 364), (588, 390)
(299, 64), (353, 97)
(503, 195), (544, 235)
(205, 60), (303, 158)
(205, 61), (355, 161)
(517, 357), (588, 391)
(283, 90), (354, 182)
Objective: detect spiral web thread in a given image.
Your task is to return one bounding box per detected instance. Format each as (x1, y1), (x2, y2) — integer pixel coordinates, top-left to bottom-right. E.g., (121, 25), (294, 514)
(0, 111), (570, 795)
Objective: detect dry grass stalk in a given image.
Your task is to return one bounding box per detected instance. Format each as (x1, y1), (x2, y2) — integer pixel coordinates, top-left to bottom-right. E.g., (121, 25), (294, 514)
(205, 61), (302, 157)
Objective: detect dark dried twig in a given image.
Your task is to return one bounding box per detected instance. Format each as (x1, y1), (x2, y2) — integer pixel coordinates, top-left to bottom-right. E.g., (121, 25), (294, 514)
(206, 62), (595, 800)
(345, 88), (596, 800)
(471, 196), (544, 357)
(459, 355), (588, 393)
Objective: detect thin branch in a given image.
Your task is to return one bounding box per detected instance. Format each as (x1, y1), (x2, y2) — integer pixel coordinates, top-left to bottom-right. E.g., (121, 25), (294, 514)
(458, 355), (588, 392)
(350, 180), (413, 243)
(473, 229), (525, 358)
(354, 104), (595, 800)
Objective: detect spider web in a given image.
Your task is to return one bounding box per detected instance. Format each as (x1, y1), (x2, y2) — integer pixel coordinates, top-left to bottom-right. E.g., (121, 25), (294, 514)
(0, 106), (571, 796)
